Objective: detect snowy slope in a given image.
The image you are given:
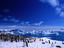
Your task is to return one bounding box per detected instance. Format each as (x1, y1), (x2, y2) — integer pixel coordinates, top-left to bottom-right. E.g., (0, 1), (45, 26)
(0, 37), (64, 48)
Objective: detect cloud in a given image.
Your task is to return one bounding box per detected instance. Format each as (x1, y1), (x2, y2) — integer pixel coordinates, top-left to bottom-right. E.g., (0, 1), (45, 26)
(25, 21), (30, 25)
(8, 16), (13, 18)
(48, 0), (59, 7)
(3, 9), (10, 13)
(40, 0), (59, 7)
(60, 11), (64, 17)
(20, 21), (30, 26)
(3, 17), (20, 23)
(3, 18), (8, 21)
(40, 0), (64, 17)
(10, 18), (19, 23)
(56, 7), (61, 14)
(20, 21), (44, 26)
(33, 21), (44, 26)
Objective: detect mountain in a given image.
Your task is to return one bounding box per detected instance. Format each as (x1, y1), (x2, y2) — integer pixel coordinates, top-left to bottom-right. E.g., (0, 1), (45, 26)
(0, 26), (64, 41)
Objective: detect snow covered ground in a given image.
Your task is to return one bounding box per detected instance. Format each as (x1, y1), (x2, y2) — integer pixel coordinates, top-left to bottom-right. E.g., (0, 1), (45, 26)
(0, 37), (64, 48)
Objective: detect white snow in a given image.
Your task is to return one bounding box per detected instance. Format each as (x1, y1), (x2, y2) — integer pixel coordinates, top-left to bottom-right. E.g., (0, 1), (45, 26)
(0, 37), (64, 48)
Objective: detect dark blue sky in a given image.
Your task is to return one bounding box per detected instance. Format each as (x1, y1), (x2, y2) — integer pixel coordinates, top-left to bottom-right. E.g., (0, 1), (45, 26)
(0, 0), (64, 26)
